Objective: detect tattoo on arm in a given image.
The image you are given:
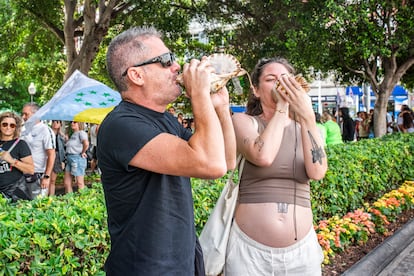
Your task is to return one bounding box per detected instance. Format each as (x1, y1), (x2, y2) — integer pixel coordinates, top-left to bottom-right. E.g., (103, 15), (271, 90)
(254, 136), (264, 152)
(308, 131), (325, 164)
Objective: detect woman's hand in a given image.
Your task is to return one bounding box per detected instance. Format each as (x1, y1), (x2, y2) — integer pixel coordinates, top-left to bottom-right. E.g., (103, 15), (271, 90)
(211, 86), (230, 112)
(276, 74), (314, 123)
(0, 151), (14, 164)
(272, 81), (289, 114)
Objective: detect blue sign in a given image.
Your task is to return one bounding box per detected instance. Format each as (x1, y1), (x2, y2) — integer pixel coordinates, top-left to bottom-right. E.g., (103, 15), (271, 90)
(231, 105), (246, 113)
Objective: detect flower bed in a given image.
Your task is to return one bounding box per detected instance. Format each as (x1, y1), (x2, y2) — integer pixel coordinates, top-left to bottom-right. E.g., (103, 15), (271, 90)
(315, 180), (414, 264)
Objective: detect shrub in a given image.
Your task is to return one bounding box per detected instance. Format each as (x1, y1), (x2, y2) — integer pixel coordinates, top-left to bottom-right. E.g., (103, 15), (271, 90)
(0, 133), (413, 274)
(0, 183), (108, 275)
(315, 180), (414, 264)
(311, 133), (414, 222)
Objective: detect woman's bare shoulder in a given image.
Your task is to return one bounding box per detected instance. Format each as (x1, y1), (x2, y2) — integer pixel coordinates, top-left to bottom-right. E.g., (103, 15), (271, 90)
(232, 112), (252, 122)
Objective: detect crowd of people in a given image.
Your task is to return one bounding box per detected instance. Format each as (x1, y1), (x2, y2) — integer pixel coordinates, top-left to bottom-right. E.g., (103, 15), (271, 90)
(0, 106), (100, 200)
(1, 24), (414, 275)
(167, 106), (196, 132)
(313, 103), (414, 147)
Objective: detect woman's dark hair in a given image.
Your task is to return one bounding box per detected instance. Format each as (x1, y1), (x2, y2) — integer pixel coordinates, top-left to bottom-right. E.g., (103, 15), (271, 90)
(402, 112), (414, 129)
(315, 112), (322, 124)
(246, 57), (295, 116)
(339, 107), (351, 119)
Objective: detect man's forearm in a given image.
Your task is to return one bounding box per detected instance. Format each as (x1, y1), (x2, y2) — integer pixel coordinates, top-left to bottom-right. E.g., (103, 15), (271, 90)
(189, 97), (228, 171)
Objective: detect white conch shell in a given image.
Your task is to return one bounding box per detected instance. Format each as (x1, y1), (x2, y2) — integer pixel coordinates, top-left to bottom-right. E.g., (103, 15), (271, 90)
(176, 53), (248, 93)
(271, 74), (311, 103)
(273, 74), (311, 93)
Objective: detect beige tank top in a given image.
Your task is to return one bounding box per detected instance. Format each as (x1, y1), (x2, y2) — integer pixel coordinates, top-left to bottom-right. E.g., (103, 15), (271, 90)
(238, 116), (311, 208)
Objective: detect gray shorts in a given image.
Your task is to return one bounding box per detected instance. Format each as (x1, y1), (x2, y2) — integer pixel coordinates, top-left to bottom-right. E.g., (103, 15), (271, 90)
(224, 221), (324, 276)
(53, 152), (64, 173)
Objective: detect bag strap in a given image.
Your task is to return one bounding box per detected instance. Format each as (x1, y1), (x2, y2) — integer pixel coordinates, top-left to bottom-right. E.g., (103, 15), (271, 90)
(226, 155), (244, 199)
(228, 155), (244, 183)
(6, 138), (20, 154)
(237, 155), (246, 184)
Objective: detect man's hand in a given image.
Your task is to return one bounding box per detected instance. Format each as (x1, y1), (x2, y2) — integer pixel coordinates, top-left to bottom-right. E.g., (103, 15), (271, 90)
(182, 56), (215, 100)
(40, 177), (50, 189)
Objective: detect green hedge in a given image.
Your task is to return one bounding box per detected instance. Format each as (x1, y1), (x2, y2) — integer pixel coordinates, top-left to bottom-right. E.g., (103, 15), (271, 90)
(0, 187), (108, 275)
(311, 133), (414, 221)
(0, 133), (413, 275)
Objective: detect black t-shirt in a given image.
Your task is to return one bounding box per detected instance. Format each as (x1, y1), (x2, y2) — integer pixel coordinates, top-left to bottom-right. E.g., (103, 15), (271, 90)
(0, 139), (32, 188)
(98, 101), (194, 275)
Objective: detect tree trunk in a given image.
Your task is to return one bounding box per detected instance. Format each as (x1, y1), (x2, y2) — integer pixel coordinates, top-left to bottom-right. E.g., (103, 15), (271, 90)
(63, 0), (116, 81)
(373, 92), (388, 137)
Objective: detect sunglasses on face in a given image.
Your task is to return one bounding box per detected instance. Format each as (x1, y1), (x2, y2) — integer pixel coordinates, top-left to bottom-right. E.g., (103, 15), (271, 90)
(1, 122), (16, 128)
(122, 52), (176, 77)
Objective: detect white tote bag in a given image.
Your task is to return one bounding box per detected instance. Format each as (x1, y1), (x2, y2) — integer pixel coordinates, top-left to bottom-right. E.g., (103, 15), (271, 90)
(199, 155), (246, 276)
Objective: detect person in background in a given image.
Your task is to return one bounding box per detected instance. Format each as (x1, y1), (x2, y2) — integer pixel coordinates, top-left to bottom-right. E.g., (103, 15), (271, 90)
(182, 118), (190, 129)
(315, 112), (327, 146)
(357, 111), (370, 140)
(401, 112), (414, 133)
(354, 111), (362, 140)
(339, 107), (355, 142)
(0, 112), (34, 200)
(89, 123), (99, 174)
(386, 112), (394, 134)
(63, 121), (89, 193)
(397, 105), (413, 132)
(226, 57), (327, 275)
(177, 112), (184, 124)
(189, 118), (196, 133)
(321, 111), (343, 146)
(167, 106), (176, 116)
(49, 120), (66, 196)
(368, 108), (375, 137)
(98, 26), (236, 275)
(21, 103), (55, 197)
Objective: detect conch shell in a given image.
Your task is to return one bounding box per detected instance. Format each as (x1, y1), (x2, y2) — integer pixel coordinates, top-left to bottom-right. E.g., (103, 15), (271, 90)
(176, 53), (248, 93)
(273, 74), (311, 93)
(271, 74), (311, 103)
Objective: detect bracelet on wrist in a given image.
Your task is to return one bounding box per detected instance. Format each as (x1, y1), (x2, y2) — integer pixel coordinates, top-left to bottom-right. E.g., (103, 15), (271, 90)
(276, 109), (287, 114)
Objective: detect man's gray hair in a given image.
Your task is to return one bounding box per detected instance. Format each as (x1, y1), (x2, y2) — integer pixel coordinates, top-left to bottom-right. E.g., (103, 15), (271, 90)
(106, 26), (162, 92)
(23, 102), (40, 113)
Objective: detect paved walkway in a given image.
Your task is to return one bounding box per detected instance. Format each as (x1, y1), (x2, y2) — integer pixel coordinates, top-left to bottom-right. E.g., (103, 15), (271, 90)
(377, 239), (414, 276)
(342, 218), (414, 276)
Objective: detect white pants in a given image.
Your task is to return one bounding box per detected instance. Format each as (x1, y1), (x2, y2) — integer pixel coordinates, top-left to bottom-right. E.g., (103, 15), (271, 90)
(224, 221), (323, 276)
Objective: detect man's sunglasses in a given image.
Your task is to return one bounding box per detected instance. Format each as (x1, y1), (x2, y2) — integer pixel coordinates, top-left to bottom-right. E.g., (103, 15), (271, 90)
(1, 122), (16, 128)
(122, 52), (176, 77)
